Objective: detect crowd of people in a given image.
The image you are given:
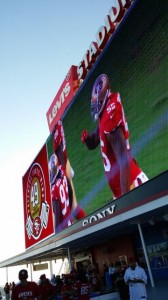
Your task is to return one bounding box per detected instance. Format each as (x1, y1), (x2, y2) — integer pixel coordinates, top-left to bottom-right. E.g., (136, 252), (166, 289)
(103, 258), (148, 300)
(3, 282), (15, 299)
(2, 258), (148, 300)
(4, 266), (102, 300)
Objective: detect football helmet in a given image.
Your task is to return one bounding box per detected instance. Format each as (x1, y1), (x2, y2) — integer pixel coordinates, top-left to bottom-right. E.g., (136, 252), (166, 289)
(91, 74), (110, 120)
(48, 154), (59, 184)
(49, 154), (58, 171)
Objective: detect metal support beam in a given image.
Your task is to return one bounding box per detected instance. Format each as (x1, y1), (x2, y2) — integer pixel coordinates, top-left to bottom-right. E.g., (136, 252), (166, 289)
(137, 222), (155, 287)
(49, 260), (53, 278)
(30, 263), (33, 281)
(67, 248), (72, 272)
(6, 267), (8, 283)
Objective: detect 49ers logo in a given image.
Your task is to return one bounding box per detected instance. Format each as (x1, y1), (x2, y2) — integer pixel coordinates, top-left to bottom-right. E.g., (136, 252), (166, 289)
(26, 163), (49, 240)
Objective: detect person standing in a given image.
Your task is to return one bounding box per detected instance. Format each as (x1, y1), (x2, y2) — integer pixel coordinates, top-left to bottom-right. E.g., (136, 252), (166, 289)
(4, 282), (10, 300)
(11, 269), (40, 300)
(38, 274), (55, 300)
(61, 275), (74, 300)
(124, 258), (148, 300)
(89, 268), (102, 292)
(74, 273), (91, 300)
(113, 261), (129, 300)
(51, 274), (57, 286)
(108, 262), (115, 288)
(81, 74), (148, 199)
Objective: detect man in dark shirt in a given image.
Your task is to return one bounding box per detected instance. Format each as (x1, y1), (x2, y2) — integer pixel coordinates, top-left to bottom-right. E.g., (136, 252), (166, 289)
(113, 261), (129, 300)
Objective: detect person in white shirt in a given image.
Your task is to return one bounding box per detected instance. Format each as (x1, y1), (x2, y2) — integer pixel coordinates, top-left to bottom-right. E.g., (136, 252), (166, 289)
(108, 262), (116, 289)
(109, 262), (115, 275)
(124, 257), (148, 300)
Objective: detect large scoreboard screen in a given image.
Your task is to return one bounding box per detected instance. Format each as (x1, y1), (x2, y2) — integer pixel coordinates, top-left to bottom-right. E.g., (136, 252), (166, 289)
(47, 0), (168, 215)
(23, 0), (168, 248)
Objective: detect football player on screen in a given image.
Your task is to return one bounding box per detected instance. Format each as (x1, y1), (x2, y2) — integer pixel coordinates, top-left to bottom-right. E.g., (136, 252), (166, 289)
(52, 120), (86, 220)
(81, 74), (148, 199)
(49, 153), (73, 233)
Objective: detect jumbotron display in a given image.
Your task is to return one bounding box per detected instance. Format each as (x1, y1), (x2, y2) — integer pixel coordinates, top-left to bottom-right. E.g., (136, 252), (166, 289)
(23, 0), (168, 248)
(47, 0), (168, 216)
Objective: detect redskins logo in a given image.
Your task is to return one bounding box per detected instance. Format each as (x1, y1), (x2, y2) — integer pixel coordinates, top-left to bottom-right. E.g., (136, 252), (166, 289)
(26, 163), (49, 240)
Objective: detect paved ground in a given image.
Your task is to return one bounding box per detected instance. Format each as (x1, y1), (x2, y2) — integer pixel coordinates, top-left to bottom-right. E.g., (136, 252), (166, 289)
(147, 279), (168, 300)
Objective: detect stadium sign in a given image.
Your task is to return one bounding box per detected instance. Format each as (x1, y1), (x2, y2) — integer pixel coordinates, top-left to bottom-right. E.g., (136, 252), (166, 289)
(46, 65), (79, 133)
(46, 1), (133, 132)
(77, 0), (133, 80)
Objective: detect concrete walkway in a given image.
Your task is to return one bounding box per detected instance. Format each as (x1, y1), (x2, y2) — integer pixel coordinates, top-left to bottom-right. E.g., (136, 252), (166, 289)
(147, 280), (168, 300)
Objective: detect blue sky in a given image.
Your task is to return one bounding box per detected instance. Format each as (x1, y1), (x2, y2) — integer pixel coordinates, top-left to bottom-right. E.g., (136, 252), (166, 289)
(0, 0), (115, 264)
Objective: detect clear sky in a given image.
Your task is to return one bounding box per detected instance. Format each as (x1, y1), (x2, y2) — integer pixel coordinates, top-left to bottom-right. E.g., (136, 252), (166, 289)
(0, 0), (115, 266)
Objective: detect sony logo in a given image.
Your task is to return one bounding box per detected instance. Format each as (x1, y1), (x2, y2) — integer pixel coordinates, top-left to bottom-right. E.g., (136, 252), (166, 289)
(82, 204), (116, 226)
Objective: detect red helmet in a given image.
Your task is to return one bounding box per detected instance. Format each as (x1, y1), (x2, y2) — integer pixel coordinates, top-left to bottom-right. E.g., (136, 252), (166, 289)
(91, 74), (110, 120)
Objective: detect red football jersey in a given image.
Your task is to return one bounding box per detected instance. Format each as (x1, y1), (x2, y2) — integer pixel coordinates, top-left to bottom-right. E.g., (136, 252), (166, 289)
(61, 283), (73, 300)
(99, 92), (141, 198)
(38, 279), (55, 300)
(74, 281), (90, 300)
(51, 166), (72, 231)
(53, 120), (68, 164)
(11, 281), (40, 300)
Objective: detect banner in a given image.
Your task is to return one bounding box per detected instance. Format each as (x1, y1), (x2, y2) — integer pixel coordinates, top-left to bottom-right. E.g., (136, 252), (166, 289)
(22, 144), (54, 249)
(46, 65), (79, 133)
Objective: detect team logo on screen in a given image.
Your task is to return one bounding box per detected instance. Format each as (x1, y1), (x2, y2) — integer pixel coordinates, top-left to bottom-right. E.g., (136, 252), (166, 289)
(25, 163), (50, 240)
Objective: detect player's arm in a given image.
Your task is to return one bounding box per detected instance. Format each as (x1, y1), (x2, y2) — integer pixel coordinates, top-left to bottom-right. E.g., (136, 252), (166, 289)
(106, 126), (130, 195)
(81, 126), (100, 149)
